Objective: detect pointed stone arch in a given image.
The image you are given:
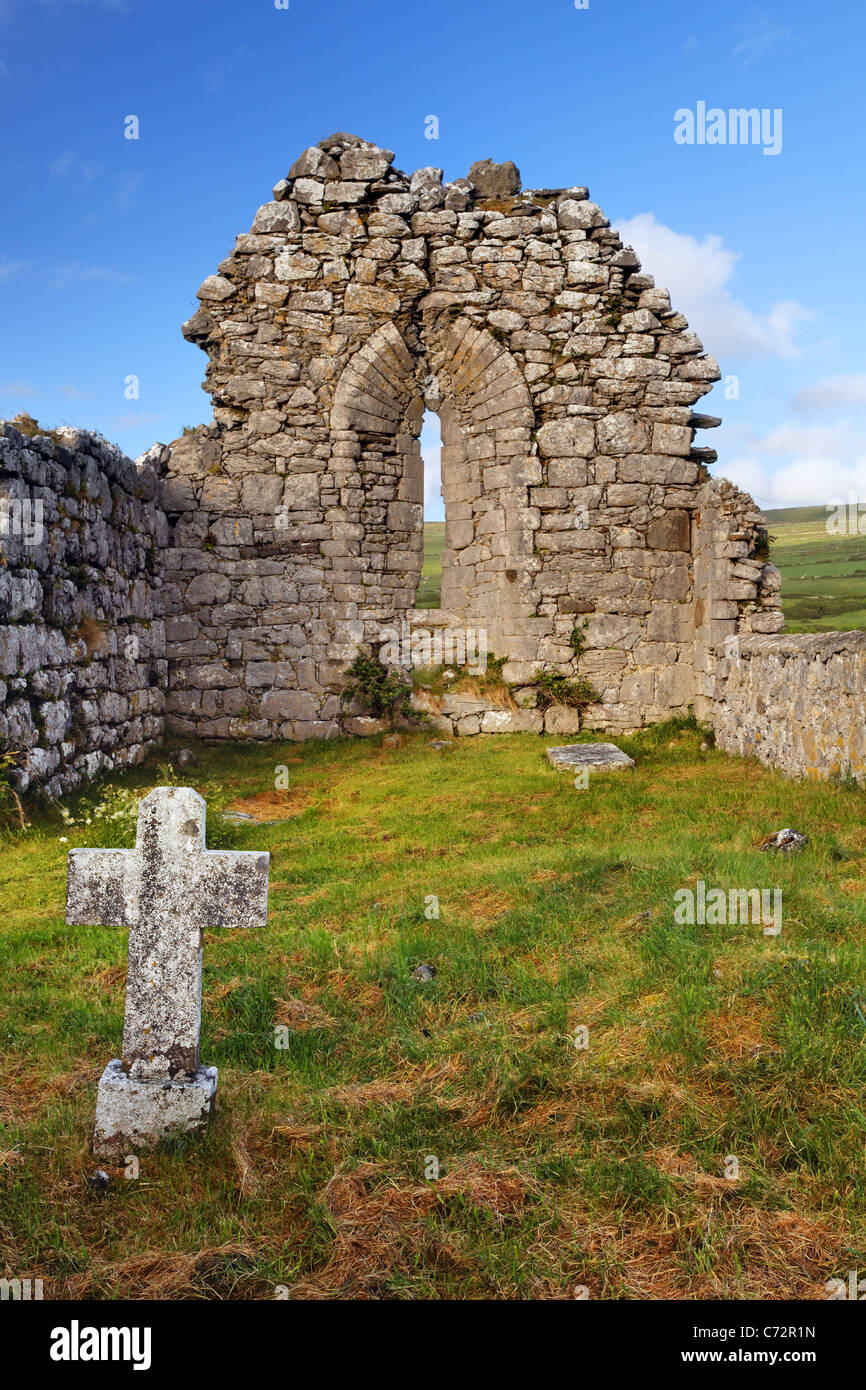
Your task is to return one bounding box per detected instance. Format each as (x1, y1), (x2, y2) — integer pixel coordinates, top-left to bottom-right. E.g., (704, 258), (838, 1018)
(422, 316), (536, 652)
(331, 321), (419, 436)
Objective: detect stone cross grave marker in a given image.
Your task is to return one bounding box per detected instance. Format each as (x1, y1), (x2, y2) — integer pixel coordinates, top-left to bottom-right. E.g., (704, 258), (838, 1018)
(66, 786), (269, 1158)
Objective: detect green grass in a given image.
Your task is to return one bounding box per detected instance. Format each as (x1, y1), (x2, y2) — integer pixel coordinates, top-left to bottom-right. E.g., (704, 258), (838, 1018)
(416, 522), (444, 609)
(766, 506), (866, 633)
(1, 724), (865, 1299)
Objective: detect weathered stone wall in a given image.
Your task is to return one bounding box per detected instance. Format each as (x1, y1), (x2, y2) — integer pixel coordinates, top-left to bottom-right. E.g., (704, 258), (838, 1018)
(710, 632), (866, 784)
(163, 132), (741, 740)
(693, 475), (783, 721)
(0, 422), (167, 795)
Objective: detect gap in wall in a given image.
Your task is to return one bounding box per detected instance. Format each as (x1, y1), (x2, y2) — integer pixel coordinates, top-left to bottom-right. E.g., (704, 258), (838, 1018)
(416, 406), (444, 610)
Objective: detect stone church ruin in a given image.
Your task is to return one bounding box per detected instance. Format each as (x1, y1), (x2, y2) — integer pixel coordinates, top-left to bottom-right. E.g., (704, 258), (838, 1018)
(2, 133), (864, 791)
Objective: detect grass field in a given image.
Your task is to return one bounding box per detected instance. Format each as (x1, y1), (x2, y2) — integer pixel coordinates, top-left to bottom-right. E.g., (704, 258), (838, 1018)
(766, 507), (866, 634)
(2, 722), (865, 1299)
(417, 522), (445, 609)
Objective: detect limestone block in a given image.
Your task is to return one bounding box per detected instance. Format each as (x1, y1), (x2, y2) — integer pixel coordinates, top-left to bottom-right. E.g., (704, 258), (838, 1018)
(197, 275), (236, 303)
(596, 413), (648, 455)
(252, 201), (300, 234)
(260, 689), (320, 720)
(345, 284), (401, 315)
(340, 147), (394, 180)
(543, 706), (583, 734)
(646, 603), (692, 642)
(652, 422), (693, 456)
(467, 159), (521, 197)
(557, 200), (606, 230)
(93, 1060), (217, 1158)
(185, 573), (231, 606)
(536, 420), (595, 458)
(647, 510), (690, 551)
(655, 662), (694, 707)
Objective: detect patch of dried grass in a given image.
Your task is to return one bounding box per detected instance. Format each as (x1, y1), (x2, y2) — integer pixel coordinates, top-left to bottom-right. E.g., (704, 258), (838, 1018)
(287, 1158), (536, 1298)
(548, 1198), (845, 1300)
(274, 998), (337, 1033)
(63, 1244), (264, 1301)
(226, 789), (311, 821)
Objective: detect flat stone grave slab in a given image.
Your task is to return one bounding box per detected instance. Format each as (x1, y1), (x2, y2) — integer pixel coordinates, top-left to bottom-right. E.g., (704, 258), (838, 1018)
(546, 742), (635, 771)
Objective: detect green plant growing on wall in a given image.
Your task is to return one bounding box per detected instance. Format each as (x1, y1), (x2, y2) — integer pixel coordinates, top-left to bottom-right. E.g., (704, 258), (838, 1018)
(532, 671), (597, 712)
(341, 650), (414, 729)
(0, 748), (26, 829)
(754, 528), (774, 561)
(569, 618), (589, 662)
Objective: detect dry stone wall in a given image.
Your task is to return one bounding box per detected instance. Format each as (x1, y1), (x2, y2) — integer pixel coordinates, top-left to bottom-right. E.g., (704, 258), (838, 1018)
(163, 132), (747, 741)
(0, 421), (167, 795)
(710, 632), (866, 783)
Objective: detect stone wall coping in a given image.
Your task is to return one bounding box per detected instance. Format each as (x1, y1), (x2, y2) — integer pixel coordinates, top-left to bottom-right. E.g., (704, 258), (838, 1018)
(713, 632), (866, 661)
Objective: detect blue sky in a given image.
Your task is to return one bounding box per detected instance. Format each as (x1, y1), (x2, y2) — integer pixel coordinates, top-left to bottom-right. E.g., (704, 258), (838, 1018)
(1, 0), (864, 519)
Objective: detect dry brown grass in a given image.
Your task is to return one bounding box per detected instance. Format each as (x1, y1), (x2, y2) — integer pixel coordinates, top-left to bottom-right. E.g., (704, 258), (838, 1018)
(704, 1002), (775, 1061)
(62, 1243), (266, 1301)
(74, 616), (109, 654)
(0, 1060), (96, 1125)
(274, 998), (337, 1032)
(462, 886), (515, 923)
(287, 1158), (537, 1298)
(226, 789), (311, 820)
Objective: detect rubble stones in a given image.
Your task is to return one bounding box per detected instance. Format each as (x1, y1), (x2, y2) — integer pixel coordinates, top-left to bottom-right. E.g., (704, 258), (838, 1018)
(467, 159), (522, 198)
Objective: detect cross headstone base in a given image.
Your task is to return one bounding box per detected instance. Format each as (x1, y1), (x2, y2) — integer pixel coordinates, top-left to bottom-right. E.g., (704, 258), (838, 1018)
(92, 1060), (218, 1159)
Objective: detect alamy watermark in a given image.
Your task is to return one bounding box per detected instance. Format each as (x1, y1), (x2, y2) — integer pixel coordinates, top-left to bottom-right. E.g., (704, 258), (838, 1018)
(377, 620), (488, 673)
(826, 494), (866, 536)
(0, 496), (44, 546)
(674, 879), (782, 936)
(674, 103), (782, 156)
(1, 1277), (43, 1300)
(826, 1271), (866, 1299)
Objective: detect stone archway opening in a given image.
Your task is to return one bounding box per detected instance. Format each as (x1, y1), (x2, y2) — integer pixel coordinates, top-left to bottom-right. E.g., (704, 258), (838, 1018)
(417, 405), (444, 610)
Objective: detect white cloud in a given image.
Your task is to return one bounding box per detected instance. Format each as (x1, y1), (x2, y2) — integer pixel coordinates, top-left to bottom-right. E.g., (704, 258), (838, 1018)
(107, 412), (162, 432)
(732, 14), (791, 65)
(48, 263), (132, 288)
(724, 454), (866, 509)
(0, 381), (40, 397)
(114, 172), (143, 209)
(756, 421), (854, 457)
(612, 213), (812, 360)
(791, 374), (866, 412)
(50, 151), (102, 181)
(0, 256), (30, 281)
(717, 418), (866, 508)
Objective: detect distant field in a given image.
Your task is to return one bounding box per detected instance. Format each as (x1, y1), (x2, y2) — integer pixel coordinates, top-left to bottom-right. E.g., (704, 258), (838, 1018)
(765, 506), (866, 634)
(417, 523), (445, 609)
(420, 511), (866, 634)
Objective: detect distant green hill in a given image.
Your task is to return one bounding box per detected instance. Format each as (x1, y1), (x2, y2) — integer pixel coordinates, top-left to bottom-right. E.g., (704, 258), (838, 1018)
(763, 504), (835, 525)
